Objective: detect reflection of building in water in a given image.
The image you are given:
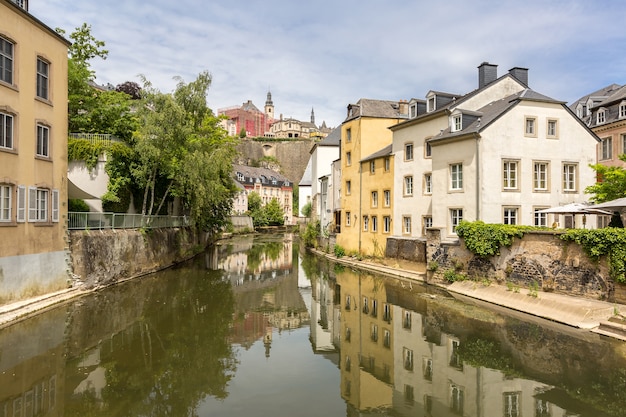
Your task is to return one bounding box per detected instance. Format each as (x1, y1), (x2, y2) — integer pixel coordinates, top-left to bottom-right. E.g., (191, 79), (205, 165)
(309, 269), (338, 352)
(336, 271), (394, 411)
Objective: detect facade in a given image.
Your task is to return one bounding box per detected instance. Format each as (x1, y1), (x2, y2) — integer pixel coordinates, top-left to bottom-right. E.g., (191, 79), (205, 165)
(571, 84), (626, 168)
(218, 96), (274, 137)
(269, 108), (331, 140)
(297, 158), (312, 218)
(233, 164), (294, 224)
(308, 126), (340, 228)
(336, 99), (408, 254)
(390, 63), (599, 239)
(0, 0), (70, 302)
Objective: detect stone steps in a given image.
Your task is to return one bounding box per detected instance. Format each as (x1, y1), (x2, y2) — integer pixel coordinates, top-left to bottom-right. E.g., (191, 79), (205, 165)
(592, 319), (626, 341)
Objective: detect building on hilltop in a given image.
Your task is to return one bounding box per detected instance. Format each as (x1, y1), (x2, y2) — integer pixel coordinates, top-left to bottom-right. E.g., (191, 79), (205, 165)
(570, 83), (626, 169)
(0, 0), (71, 303)
(233, 164), (294, 224)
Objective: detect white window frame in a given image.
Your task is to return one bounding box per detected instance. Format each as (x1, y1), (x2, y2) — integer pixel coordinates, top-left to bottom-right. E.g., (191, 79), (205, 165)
(534, 207), (548, 227)
(597, 109), (606, 124)
(36, 58), (49, 100)
(547, 119), (558, 138)
(409, 103), (417, 118)
(0, 111), (13, 149)
(452, 114), (462, 132)
(405, 142), (414, 161)
(0, 36), (14, 85)
(525, 116), (536, 136)
(346, 151), (351, 166)
(427, 96), (435, 113)
(620, 102), (626, 119)
(371, 191), (378, 208)
(503, 160), (518, 190)
(503, 207), (518, 225)
(622, 133), (626, 154)
(345, 180), (351, 195)
(402, 216), (411, 234)
(423, 216), (432, 235)
(563, 163), (577, 192)
(450, 208), (463, 233)
(369, 160), (375, 173)
(346, 211), (351, 226)
(425, 141), (432, 158)
(383, 189), (390, 207)
(424, 173), (432, 194)
(383, 216), (391, 233)
(36, 124), (50, 157)
(601, 136), (613, 160)
(404, 176), (413, 196)
(0, 184), (11, 221)
(371, 215), (378, 232)
(28, 186), (49, 222)
(384, 157), (390, 172)
(533, 162), (548, 191)
(363, 215), (369, 231)
(450, 164), (463, 191)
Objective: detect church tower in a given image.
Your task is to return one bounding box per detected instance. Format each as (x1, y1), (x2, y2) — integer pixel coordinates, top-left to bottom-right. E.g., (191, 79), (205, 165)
(264, 91), (274, 119)
(310, 107), (315, 126)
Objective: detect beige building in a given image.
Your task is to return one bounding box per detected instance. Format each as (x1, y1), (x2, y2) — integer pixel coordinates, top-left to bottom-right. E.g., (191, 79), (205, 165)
(0, 0), (70, 302)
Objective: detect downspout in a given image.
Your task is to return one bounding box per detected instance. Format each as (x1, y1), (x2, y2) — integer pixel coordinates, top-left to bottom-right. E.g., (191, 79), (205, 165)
(358, 161), (362, 254)
(474, 133), (481, 220)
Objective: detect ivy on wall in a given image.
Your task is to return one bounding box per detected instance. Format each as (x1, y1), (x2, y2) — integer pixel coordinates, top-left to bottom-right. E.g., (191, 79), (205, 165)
(561, 228), (626, 283)
(68, 138), (105, 170)
(455, 221), (541, 257)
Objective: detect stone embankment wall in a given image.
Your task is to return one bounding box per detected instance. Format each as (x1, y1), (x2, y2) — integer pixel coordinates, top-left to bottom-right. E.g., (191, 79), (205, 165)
(231, 215), (253, 232)
(236, 139), (313, 183)
(69, 227), (203, 289)
(424, 228), (614, 301)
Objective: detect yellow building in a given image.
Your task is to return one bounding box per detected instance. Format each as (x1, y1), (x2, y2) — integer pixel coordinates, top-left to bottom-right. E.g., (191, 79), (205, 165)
(336, 99), (407, 255)
(0, 0), (70, 303)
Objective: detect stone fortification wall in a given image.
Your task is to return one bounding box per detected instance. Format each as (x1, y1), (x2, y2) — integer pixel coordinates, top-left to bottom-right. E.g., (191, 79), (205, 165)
(69, 227), (202, 288)
(424, 228), (613, 301)
(236, 139), (314, 183)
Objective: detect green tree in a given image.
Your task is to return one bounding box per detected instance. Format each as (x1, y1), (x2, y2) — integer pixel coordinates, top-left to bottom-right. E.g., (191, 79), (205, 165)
(247, 192), (267, 227)
(585, 156), (626, 203)
(301, 201), (312, 217)
(265, 198), (285, 226)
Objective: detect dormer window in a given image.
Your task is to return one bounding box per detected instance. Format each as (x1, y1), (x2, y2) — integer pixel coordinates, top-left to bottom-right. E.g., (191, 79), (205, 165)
(237, 172), (244, 181)
(410, 103), (418, 118)
(427, 95), (436, 113)
(620, 101), (626, 119)
(597, 108), (606, 125)
(576, 103), (583, 118)
(452, 114), (462, 132)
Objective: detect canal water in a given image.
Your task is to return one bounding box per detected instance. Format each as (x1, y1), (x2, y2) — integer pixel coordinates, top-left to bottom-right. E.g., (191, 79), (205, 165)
(1, 233), (626, 416)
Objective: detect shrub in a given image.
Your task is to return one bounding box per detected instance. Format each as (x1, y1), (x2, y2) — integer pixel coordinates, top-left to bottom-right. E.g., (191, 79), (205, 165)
(334, 244), (346, 258)
(561, 228), (626, 283)
(68, 199), (90, 212)
(456, 221), (541, 257)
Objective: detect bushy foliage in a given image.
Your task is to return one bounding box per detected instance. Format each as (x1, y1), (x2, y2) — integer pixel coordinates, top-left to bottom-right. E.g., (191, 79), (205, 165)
(302, 221), (320, 248)
(585, 155), (626, 203)
(68, 138), (105, 170)
(561, 228), (626, 283)
(301, 201), (312, 217)
(455, 221), (540, 257)
(333, 244), (346, 258)
(68, 199), (90, 212)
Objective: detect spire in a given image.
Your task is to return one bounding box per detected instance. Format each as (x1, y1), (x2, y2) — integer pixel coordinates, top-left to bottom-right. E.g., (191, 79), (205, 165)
(265, 90), (273, 106)
(310, 107), (315, 125)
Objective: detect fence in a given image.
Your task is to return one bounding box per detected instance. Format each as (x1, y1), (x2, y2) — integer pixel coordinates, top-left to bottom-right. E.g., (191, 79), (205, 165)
(68, 212), (191, 230)
(69, 133), (120, 147)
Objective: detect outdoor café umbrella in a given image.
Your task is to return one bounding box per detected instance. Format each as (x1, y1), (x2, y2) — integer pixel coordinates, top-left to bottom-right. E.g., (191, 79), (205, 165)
(538, 203), (611, 228)
(589, 197), (626, 211)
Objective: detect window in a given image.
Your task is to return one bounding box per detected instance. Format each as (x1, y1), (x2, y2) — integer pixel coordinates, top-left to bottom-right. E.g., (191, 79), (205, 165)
(422, 358), (433, 381)
(0, 112), (13, 149)
(503, 160), (518, 190)
(383, 303), (391, 322)
(345, 180), (351, 195)
(403, 310), (411, 329)
(425, 141), (432, 158)
(621, 102), (626, 119)
(384, 157), (390, 171)
(533, 162), (548, 191)
(371, 299), (378, 317)
(424, 173), (432, 194)
(363, 215), (369, 231)
(362, 296), (369, 314)
(0, 184), (11, 221)
(450, 164), (463, 190)
(383, 329), (391, 348)
(503, 392), (520, 417)
(383, 190), (390, 207)
(452, 114), (462, 131)
(345, 354), (351, 369)
(371, 215), (378, 232)
(563, 163), (577, 192)
(345, 295), (351, 310)
(28, 187), (48, 222)
(427, 96), (435, 112)
(403, 216), (411, 234)
(534, 207), (548, 227)
(346, 151), (351, 166)
(547, 119), (558, 138)
(525, 116), (536, 136)
(383, 216), (391, 233)
(450, 208), (463, 233)
(405, 142), (414, 161)
(404, 176), (413, 196)
(404, 385), (414, 404)
(450, 383), (464, 414)
(622, 133), (626, 154)
(36, 124), (49, 157)
(0, 36), (13, 85)
(369, 160), (375, 173)
(601, 136), (613, 160)
(346, 128), (351, 143)
(503, 207), (518, 225)
(403, 347), (414, 371)
(410, 103), (417, 118)
(370, 324), (378, 342)
(36, 58), (49, 100)
(346, 211), (351, 226)
(423, 216), (432, 235)
(597, 109), (606, 124)
(371, 191), (378, 207)
(535, 398), (551, 417)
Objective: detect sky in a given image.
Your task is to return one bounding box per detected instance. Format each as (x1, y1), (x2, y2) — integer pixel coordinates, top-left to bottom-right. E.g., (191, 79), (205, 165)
(31, 0), (626, 128)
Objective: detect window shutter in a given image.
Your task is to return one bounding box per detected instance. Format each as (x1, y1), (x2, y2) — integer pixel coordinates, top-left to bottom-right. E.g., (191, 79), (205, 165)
(17, 185), (26, 222)
(28, 186), (37, 222)
(52, 189), (59, 222)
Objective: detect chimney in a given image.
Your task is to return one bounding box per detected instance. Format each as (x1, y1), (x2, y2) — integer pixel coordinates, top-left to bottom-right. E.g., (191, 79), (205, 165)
(508, 67), (529, 86)
(478, 62), (498, 89)
(398, 100), (408, 115)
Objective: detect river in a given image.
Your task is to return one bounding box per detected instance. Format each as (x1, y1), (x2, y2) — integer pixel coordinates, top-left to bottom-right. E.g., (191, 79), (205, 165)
(1, 233), (625, 416)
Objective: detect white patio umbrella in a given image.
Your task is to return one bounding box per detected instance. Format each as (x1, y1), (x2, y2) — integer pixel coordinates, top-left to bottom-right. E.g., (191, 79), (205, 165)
(589, 197), (626, 211)
(538, 203), (612, 228)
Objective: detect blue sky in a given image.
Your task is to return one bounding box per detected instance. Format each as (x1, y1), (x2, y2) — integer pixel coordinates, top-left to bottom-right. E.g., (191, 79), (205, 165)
(32, 0), (626, 128)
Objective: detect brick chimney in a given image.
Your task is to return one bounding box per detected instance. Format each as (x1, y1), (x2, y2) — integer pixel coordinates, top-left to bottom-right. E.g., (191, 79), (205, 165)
(398, 100), (408, 115)
(478, 62), (498, 89)
(508, 67), (529, 86)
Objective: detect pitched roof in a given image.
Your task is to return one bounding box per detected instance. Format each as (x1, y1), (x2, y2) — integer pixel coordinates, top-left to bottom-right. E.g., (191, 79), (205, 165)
(569, 84), (622, 110)
(361, 144), (392, 162)
(345, 98), (407, 121)
(318, 126), (341, 146)
(298, 159), (313, 186)
(233, 164), (291, 183)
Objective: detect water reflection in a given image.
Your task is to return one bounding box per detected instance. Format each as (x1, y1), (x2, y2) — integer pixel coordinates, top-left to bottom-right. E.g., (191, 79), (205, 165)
(1, 234), (626, 417)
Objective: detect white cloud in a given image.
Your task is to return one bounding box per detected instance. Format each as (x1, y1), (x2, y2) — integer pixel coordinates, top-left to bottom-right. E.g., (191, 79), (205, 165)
(31, 0), (626, 128)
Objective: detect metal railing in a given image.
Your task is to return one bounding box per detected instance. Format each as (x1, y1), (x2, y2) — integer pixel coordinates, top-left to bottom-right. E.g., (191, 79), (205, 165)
(69, 133), (120, 147)
(68, 212), (191, 230)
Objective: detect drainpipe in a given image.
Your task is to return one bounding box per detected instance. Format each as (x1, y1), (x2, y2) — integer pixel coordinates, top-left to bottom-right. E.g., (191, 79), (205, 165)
(474, 133), (481, 220)
(358, 162), (362, 254)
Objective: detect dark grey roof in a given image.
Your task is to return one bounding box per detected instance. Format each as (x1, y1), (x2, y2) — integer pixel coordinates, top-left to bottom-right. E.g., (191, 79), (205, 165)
(318, 126), (341, 146)
(345, 98), (408, 122)
(361, 144), (392, 162)
(233, 164), (291, 184)
(596, 84), (626, 107)
(569, 84), (622, 110)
